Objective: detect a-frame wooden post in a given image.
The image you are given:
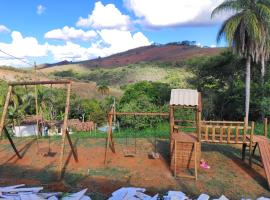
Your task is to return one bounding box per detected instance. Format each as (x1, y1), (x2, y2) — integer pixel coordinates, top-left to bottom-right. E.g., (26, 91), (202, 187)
(57, 82), (78, 179)
(104, 108), (116, 165)
(0, 85), (21, 158)
(3, 127), (21, 158)
(0, 85), (13, 139)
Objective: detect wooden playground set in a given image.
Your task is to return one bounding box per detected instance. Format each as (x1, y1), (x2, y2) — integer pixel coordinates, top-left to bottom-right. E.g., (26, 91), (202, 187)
(1, 82), (270, 190)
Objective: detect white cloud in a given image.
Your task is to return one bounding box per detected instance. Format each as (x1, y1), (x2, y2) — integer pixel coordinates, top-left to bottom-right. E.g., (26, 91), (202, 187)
(0, 31), (48, 66)
(48, 29), (151, 61)
(0, 25), (10, 33)
(0, 58), (30, 67)
(44, 26), (97, 41)
(97, 29), (151, 54)
(124, 0), (226, 27)
(37, 5), (46, 15)
(0, 13), (151, 65)
(76, 1), (130, 30)
(48, 42), (89, 61)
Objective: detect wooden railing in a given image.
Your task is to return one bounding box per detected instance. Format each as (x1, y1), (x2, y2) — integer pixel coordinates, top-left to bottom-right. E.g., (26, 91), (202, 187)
(200, 120), (254, 144)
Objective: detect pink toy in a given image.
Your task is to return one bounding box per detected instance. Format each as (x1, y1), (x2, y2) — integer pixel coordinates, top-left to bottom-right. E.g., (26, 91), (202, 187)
(200, 159), (210, 169)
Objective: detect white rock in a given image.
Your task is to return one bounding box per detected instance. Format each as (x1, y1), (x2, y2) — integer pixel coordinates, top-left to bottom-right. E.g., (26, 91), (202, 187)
(197, 193), (210, 200)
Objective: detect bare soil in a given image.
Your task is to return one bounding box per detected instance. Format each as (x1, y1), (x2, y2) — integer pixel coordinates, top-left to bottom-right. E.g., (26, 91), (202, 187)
(0, 137), (269, 199)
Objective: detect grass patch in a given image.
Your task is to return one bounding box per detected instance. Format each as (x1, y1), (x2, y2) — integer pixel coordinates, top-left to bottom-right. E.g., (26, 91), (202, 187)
(72, 122), (170, 139)
(64, 171), (86, 186)
(34, 164), (57, 183)
(4, 122), (269, 142)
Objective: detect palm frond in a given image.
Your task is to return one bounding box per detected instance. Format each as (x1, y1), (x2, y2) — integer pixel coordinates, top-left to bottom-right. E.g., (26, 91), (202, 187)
(211, 0), (243, 18)
(244, 11), (262, 40)
(217, 12), (244, 43)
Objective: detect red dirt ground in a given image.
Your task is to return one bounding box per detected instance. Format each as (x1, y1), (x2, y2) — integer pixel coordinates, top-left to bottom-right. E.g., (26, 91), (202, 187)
(0, 138), (270, 199)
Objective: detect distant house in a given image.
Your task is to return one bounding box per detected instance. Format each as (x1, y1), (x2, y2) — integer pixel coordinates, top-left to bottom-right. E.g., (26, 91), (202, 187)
(14, 124), (37, 137)
(13, 116), (94, 137)
(13, 116), (41, 137)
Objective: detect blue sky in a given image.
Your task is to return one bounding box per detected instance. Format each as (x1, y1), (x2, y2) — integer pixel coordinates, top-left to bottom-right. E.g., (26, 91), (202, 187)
(0, 0), (227, 66)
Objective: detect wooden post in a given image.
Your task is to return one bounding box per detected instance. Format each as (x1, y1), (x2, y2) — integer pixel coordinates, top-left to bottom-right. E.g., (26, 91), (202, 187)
(66, 129), (78, 162)
(264, 118), (268, 138)
(58, 83), (74, 179)
(34, 85), (40, 136)
(169, 106), (174, 158)
(220, 127), (224, 143)
(174, 140), (177, 178)
(108, 112), (115, 153)
(212, 126), (215, 142)
(194, 142), (198, 180)
(197, 111), (201, 142)
(104, 110), (115, 165)
(3, 127), (21, 158)
(169, 106), (174, 138)
(34, 62), (40, 137)
(227, 127), (231, 143)
(0, 85), (13, 139)
(243, 117), (247, 144)
(236, 126), (239, 143)
(249, 121), (255, 166)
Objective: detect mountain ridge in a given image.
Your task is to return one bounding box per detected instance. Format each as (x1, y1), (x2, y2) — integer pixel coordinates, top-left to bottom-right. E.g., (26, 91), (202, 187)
(38, 43), (223, 69)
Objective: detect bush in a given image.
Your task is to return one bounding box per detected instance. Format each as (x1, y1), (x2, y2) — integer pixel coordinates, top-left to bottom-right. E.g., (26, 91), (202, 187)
(118, 81), (170, 129)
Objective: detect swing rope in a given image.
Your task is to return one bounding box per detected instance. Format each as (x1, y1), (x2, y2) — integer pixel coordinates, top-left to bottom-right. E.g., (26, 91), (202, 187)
(34, 84), (42, 154)
(123, 114), (137, 157)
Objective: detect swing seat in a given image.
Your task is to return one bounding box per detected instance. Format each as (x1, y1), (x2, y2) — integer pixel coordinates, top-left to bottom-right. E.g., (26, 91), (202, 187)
(123, 149), (136, 157)
(37, 147), (50, 156)
(149, 152), (160, 159)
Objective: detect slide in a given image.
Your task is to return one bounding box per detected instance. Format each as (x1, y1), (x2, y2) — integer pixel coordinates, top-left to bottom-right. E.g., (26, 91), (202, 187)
(258, 140), (270, 189)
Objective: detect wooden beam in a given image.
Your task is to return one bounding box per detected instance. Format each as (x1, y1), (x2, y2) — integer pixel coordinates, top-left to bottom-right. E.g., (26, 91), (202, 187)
(58, 82), (73, 179)
(66, 129), (78, 162)
(0, 85), (13, 138)
(9, 80), (71, 86)
(170, 105), (197, 110)
(202, 120), (244, 124)
(108, 112), (169, 116)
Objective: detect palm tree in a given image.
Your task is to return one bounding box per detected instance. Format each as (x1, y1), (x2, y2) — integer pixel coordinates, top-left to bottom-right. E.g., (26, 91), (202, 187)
(212, 0), (270, 121)
(97, 84), (110, 96)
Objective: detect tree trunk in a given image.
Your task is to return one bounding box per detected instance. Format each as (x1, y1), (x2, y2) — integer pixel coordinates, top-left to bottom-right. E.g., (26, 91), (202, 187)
(245, 56), (251, 122)
(261, 58), (265, 85)
(261, 58), (265, 120)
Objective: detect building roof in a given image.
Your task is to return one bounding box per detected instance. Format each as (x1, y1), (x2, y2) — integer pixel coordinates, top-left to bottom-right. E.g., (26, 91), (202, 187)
(170, 89), (199, 106)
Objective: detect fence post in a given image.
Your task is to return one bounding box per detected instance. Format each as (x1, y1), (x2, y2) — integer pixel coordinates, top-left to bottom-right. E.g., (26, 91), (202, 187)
(264, 118), (268, 138)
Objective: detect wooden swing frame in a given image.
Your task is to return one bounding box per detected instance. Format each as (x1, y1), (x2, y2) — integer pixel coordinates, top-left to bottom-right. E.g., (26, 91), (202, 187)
(0, 80), (78, 179)
(104, 108), (170, 164)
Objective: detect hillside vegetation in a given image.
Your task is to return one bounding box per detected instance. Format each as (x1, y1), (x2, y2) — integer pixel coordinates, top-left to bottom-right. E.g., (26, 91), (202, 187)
(45, 62), (194, 88)
(1, 49), (270, 125)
